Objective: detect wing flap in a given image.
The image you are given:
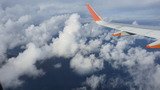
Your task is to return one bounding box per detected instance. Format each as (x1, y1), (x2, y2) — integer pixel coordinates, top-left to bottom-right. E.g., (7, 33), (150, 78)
(97, 21), (160, 39)
(112, 31), (132, 36)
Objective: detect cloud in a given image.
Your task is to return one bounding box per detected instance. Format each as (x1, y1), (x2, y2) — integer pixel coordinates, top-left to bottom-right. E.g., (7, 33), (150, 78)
(54, 63), (62, 69)
(25, 14), (68, 46)
(0, 12), (68, 64)
(0, 15), (31, 65)
(74, 87), (87, 90)
(151, 65), (160, 89)
(0, 12), (82, 88)
(0, 13), (79, 89)
(0, 43), (44, 88)
(51, 14), (81, 57)
(95, 0), (160, 9)
(70, 53), (104, 75)
(84, 75), (106, 90)
(79, 39), (102, 55)
(0, 8), (69, 88)
(0, 0), (160, 89)
(132, 21), (139, 25)
(100, 42), (159, 67)
(1, 0), (159, 21)
(0, 10), (160, 90)
(99, 34), (160, 89)
(106, 77), (126, 89)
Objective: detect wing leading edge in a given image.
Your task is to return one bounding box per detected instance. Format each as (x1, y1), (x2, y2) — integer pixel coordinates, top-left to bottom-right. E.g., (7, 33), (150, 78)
(86, 3), (160, 48)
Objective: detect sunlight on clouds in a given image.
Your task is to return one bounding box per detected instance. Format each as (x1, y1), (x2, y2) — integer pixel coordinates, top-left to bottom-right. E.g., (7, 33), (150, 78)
(51, 14), (81, 57)
(70, 53), (104, 75)
(0, 43), (44, 88)
(0, 0), (160, 90)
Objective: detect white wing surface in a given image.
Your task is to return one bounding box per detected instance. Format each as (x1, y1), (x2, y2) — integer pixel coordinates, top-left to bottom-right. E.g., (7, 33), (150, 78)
(86, 4), (160, 48)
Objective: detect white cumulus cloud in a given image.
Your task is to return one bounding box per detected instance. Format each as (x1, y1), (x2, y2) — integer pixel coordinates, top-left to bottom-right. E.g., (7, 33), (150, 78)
(0, 43), (44, 88)
(51, 14), (81, 58)
(70, 53), (104, 75)
(84, 75), (106, 90)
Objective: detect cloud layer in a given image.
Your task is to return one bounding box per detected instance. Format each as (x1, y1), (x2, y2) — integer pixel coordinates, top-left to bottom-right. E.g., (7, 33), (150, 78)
(0, 43), (43, 88)
(0, 0), (160, 90)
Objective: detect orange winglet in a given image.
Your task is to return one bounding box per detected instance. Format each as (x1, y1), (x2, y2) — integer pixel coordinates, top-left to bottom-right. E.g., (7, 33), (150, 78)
(86, 3), (102, 21)
(146, 44), (160, 48)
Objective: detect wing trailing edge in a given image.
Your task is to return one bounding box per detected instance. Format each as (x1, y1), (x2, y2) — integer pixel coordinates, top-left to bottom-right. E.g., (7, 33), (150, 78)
(112, 31), (134, 36)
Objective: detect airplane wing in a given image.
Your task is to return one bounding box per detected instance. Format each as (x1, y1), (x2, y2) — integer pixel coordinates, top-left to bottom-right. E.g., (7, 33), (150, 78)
(86, 3), (160, 48)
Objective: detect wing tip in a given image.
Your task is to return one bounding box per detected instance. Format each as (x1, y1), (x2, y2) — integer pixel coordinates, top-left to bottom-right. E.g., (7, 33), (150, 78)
(146, 45), (160, 49)
(86, 3), (102, 21)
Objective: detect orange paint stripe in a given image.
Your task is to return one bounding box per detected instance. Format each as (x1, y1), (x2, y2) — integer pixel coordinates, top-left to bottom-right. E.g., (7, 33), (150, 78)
(112, 33), (122, 36)
(86, 4), (102, 21)
(146, 44), (160, 48)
